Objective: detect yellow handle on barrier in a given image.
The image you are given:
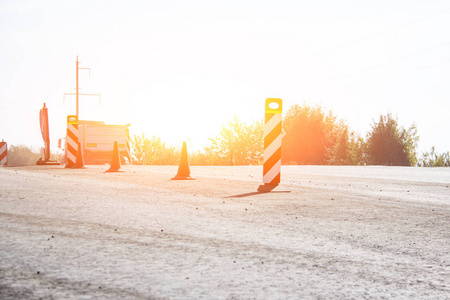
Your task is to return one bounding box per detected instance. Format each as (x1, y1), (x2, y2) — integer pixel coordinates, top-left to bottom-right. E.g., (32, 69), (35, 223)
(265, 98), (283, 114)
(67, 115), (78, 125)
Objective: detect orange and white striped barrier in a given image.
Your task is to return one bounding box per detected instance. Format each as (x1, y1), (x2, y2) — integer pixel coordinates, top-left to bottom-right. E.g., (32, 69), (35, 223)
(65, 115), (79, 168)
(258, 98), (283, 192)
(0, 140), (7, 166)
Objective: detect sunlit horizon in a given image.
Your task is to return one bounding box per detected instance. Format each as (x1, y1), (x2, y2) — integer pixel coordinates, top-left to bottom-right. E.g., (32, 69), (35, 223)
(1, 1), (450, 154)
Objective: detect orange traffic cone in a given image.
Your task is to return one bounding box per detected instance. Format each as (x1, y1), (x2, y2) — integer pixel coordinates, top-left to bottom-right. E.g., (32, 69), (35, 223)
(105, 141), (124, 172)
(73, 142), (85, 169)
(172, 141), (195, 180)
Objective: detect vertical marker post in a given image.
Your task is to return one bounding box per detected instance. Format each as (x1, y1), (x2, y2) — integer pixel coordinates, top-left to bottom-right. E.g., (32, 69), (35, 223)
(258, 98), (283, 192)
(0, 140), (7, 166)
(65, 115), (79, 168)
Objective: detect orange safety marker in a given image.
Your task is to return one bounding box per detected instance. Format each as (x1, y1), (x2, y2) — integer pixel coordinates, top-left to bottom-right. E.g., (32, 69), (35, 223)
(36, 103), (60, 165)
(105, 141), (124, 172)
(258, 98), (283, 192)
(0, 140), (7, 166)
(172, 141), (195, 180)
(65, 115), (79, 168)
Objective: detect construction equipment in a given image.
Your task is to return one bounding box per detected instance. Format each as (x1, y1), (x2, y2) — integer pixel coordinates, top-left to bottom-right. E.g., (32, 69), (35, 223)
(60, 120), (130, 165)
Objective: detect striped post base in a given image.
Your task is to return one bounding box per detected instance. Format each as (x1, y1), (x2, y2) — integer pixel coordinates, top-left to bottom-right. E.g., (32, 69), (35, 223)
(258, 98), (283, 192)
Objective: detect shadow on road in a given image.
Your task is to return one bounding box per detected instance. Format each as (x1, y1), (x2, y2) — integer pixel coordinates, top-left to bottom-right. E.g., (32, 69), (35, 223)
(225, 191), (291, 198)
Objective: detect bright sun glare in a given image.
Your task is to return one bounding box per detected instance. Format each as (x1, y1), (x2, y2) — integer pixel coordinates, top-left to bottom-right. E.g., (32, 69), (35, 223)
(1, 1), (450, 153)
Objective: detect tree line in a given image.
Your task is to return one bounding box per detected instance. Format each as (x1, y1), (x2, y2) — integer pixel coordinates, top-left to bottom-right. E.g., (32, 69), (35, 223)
(4, 103), (448, 166)
(131, 103), (448, 167)
(282, 104), (422, 166)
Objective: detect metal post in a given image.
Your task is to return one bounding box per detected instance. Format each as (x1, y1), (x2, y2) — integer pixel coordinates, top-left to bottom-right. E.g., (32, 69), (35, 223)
(63, 57), (100, 118)
(76, 56), (79, 118)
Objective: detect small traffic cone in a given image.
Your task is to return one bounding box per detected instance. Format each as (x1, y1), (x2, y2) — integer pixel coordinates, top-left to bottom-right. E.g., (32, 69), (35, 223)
(73, 142), (85, 169)
(105, 141), (124, 172)
(172, 141), (195, 180)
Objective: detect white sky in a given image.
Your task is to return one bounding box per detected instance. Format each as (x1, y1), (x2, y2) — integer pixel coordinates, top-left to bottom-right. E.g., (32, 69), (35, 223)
(1, 0), (449, 154)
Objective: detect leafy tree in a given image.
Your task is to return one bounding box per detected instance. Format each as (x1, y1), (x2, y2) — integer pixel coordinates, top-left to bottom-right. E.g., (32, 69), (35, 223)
(365, 114), (418, 166)
(207, 116), (263, 165)
(328, 128), (349, 165)
(419, 147), (450, 167)
(327, 129), (366, 165)
(131, 134), (179, 165)
(282, 103), (347, 165)
(347, 132), (367, 165)
(190, 149), (220, 166)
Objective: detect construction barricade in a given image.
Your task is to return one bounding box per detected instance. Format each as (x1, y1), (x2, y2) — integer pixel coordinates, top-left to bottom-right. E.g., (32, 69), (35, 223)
(0, 140), (7, 166)
(258, 98), (283, 192)
(65, 115), (79, 168)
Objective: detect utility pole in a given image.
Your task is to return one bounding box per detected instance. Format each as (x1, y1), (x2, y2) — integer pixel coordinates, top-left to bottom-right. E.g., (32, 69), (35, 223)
(64, 56), (101, 119)
(76, 56), (79, 117)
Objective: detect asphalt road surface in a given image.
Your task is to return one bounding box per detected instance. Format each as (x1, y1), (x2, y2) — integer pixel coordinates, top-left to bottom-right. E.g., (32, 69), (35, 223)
(1, 165), (449, 299)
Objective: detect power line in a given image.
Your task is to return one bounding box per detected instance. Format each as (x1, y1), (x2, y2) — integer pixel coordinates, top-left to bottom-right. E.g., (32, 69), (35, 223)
(335, 40), (450, 79)
(323, 7), (450, 53)
(346, 57), (450, 87)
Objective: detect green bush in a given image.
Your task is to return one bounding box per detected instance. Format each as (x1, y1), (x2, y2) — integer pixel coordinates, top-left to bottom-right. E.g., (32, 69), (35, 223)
(7, 145), (41, 166)
(131, 134), (179, 165)
(419, 147), (450, 167)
